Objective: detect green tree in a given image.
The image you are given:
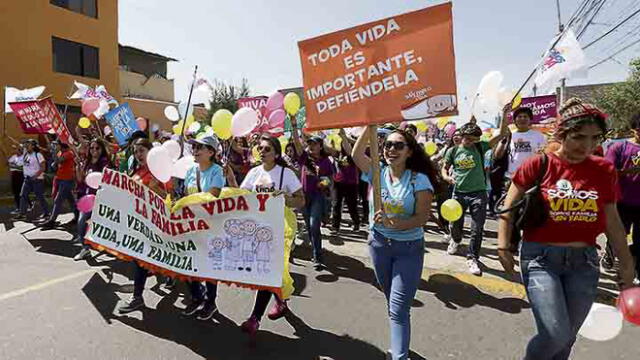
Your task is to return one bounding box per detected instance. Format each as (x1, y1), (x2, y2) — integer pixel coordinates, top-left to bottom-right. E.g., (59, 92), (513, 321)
(207, 78), (251, 118)
(595, 58), (640, 130)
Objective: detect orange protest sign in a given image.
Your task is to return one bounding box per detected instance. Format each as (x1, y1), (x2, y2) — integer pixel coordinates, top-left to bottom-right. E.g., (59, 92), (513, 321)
(298, 2), (458, 131)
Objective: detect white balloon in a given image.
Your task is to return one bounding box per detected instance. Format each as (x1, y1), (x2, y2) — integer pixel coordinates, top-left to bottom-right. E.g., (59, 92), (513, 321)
(162, 140), (181, 162)
(188, 122), (201, 134)
(164, 106), (180, 122)
(578, 303), (623, 341)
(147, 147), (172, 183)
(231, 107), (260, 137)
(178, 101), (194, 119)
(476, 71), (503, 101)
(85, 172), (102, 190)
(172, 156), (196, 179)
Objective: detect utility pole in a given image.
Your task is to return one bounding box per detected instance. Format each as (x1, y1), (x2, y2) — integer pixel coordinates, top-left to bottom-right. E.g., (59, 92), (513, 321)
(556, 0), (566, 104)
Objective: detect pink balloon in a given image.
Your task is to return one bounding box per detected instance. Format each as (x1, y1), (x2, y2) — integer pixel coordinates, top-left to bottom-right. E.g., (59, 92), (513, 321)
(259, 105), (269, 118)
(268, 109), (286, 128)
(81, 99), (101, 116)
(77, 194), (96, 213)
(266, 92), (284, 111)
(136, 117), (147, 131)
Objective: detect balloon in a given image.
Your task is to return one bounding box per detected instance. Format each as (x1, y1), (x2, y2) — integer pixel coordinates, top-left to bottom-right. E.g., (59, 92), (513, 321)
(278, 136), (288, 149)
(441, 199), (463, 222)
(437, 117), (449, 130)
(94, 99), (110, 118)
(188, 121), (201, 134)
(164, 106), (180, 122)
(81, 98), (100, 116)
(162, 140), (181, 162)
(424, 141), (438, 156)
(252, 146), (261, 162)
(266, 91), (284, 111)
(78, 117), (91, 129)
(211, 109), (233, 140)
(85, 172), (102, 190)
(103, 126), (112, 135)
(77, 195), (96, 213)
(150, 123), (160, 133)
(512, 93), (523, 109)
(136, 117), (147, 131)
(231, 107), (260, 137)
(579, 303), (623, 341)
(268, 109), (286, 128)
(498, 88), (515, 106)
(147, 147), (172, 183)
(172, 156), (195, 179)
(283, 92), (301, 115)
(178, 101), (194, 119)
(617, 287), (640, 326)
(476, 71), (504, 103)
(173, 120), (184, 135)
(414, 121), (427, 133)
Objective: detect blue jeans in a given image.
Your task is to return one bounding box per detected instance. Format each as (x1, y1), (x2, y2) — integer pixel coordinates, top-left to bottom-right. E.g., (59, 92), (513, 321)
(368, 231), (424, 360)
(49, 179), (78, 221)
(520, 241), (600, 360)
(450, 191), (487, 259)
(77, 211), (92, 245)
(19, 177), (49, 216)
(303, 193), (326, 262)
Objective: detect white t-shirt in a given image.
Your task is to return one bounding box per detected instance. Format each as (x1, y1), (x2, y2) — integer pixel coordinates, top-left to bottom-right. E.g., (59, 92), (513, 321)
(22, 152), (46, 179)
(240, 165), (302, 194)
(507, 130), (546, 177)
(8, 154), (24, 172)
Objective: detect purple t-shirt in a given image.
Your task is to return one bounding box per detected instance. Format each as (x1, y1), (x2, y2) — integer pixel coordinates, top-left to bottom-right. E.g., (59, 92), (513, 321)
(298, 151), (334, 196)
(605, 140), (640, 206)
(334, 156), (359, 184)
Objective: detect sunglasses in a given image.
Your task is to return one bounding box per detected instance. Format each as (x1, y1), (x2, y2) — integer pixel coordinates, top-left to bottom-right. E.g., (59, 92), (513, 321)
(383, 141), (407, 151)
(258, 145), (272, 153)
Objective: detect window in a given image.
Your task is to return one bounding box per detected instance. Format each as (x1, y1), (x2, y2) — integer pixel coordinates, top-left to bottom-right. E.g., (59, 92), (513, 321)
(52, 37), (100, 79)
(50, 0), (97, 18)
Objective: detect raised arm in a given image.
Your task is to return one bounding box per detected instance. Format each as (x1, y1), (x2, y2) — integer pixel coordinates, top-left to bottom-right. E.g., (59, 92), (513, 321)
(289, 115), (304, 156)
(488, 106), (511, 148)
(351, 126), (372, 173)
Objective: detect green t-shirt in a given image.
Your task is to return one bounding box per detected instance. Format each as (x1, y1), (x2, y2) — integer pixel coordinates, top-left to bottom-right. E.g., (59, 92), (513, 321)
(444, 141), (490, 193)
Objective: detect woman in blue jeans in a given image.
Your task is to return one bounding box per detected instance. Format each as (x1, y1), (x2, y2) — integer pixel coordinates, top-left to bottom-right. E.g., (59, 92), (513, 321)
(498, 98), (636, 360)
(352, 127), (438, 360)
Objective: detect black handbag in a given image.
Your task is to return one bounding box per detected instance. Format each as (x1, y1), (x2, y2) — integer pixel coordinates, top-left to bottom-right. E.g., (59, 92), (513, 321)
(495, 153), (549, 231)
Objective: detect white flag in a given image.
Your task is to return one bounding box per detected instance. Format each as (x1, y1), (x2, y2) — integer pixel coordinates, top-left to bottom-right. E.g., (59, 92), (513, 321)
(534, 29), (587, 92)
(4, 86), (46, 113)
(69, 81), (118, 104)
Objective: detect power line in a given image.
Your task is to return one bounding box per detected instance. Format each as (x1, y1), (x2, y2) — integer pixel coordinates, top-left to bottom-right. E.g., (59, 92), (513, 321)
(589, 37), (640, 68)
(577, 0), (609, 38)
(583, 6), (640, 48)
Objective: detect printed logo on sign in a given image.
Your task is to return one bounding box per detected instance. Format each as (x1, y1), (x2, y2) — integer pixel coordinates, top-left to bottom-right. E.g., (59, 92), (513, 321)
(546, 179), (599, 223)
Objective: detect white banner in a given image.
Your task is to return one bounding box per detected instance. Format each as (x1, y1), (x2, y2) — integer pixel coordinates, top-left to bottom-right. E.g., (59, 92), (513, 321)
(86, 168), (285, 289)
(4, 86), (46, 113)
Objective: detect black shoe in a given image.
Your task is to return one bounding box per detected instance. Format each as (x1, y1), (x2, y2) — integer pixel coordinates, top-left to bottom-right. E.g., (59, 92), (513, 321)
(182, 300), (204, 316)
(196, 302), (218, 321)
(313, 259), (325, 271)
(352, 224), (360, 232)
(40, 220), (58, 229)
(164, 277), (177, 290)
(118, 296), (145, 314)
(12, 214), (26, 221)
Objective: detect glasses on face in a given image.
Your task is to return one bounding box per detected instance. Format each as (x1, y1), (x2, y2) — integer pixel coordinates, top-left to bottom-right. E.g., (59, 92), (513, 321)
(383, 141), (407, 151)
(258, 145), (272, 153)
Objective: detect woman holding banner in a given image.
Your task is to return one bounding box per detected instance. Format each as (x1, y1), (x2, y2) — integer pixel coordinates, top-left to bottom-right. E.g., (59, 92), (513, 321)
(117, 138), (171, 312)
(290, 118), (334, 270)
(237, 134), (305, 337)
(73, 138), (113, 261)
(352, 127), (437, 360)
(179, 135), (227, 321)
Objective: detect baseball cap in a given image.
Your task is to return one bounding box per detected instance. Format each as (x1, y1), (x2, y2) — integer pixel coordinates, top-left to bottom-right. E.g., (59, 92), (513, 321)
(189, 135), (220, 149)
(306, 135), (324, 143)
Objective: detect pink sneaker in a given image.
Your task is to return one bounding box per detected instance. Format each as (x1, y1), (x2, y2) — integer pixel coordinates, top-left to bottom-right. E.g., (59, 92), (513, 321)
(240, 315), (259, 336)
(267, 299), (289, 320)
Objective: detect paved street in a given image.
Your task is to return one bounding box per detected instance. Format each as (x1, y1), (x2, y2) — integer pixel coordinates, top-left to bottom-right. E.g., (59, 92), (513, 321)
(1, 211), (639, 360)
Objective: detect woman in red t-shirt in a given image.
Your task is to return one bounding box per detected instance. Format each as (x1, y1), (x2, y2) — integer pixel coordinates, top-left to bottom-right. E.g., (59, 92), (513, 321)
(497, 98), (635, 360)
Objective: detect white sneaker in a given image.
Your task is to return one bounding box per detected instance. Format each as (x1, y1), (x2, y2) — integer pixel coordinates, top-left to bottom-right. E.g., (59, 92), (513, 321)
(446, 239), (459, 255)
(442, 233), (452, 244)
(467, 258), (482, 276)
(634, 278), (640, 286)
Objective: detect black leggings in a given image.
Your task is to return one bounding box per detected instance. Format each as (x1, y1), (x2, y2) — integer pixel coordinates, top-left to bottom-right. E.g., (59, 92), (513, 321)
(10, 171), (24, 209)
(252, 290), (276, 320)
(332, 182), (360, 229)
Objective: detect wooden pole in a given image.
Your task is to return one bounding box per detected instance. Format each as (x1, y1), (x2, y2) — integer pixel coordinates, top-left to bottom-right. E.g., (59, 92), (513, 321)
(2, 86), (6, 138)
(179, 65), (198, 157)
(367, 124), (382, 212)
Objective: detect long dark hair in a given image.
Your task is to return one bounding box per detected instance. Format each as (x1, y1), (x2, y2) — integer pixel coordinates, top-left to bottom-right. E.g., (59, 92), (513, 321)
(84, 138), (110, 173)
(387, 130), (441, 190)
(129, 138), (153, 176)
(259, 134), (289, 169)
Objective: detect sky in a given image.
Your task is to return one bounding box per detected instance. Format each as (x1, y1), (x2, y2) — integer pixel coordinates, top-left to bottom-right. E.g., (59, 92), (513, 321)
(119, 0), (640, 123)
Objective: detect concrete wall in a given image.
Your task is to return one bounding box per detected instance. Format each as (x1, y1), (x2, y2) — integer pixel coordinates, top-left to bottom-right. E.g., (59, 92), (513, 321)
(119, 69), (174, 102)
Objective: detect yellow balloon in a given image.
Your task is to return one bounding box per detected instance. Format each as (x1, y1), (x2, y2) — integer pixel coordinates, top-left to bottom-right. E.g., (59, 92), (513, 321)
(437, 117), (449, 130)
(512, 93), (523, 109)
(441, 199), (463, 222)
(173, 120), (184, 135)
(78, 117), (91, 129)
(278, 136), (288, 149)
(283, 92), (301, 116)
(424, 141), (437, 156)
(252, 145), (261, 162)
(211, 109), (233, 140)
(413, 121), (428, 133)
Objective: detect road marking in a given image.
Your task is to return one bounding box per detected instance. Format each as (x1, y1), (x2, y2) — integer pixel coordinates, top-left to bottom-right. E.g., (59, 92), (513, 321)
(0, 269), (96, 302)
(423, 268), (527, 299)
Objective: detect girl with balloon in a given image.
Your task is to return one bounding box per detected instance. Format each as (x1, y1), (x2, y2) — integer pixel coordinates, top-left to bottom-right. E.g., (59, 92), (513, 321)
(352, 126), (439, 360)
(497, 98), (636, 359)
(73, 138), (112, 261)
(237, 134), (305, 337)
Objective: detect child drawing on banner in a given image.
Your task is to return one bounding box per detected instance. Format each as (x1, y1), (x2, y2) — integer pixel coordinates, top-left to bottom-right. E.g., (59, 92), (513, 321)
(207, 237), (225, 271)
(241, 219), (258, 272)
(223, 219), (243, 271)
(254, 226), (274, 274)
